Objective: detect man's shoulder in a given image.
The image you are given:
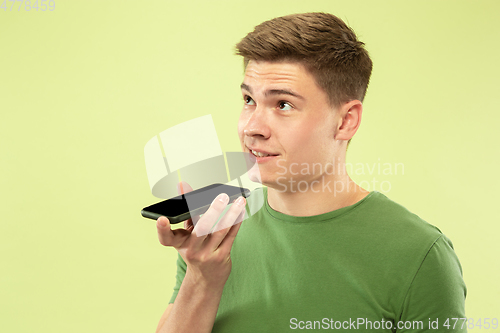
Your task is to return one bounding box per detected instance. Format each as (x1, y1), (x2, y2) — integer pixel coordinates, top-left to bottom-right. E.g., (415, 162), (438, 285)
(361, 191), (442, 236)
(352, 191), (447, 259)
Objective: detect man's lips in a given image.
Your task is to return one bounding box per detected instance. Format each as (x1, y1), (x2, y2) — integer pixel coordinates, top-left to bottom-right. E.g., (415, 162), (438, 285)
(246, 146), (279, 156)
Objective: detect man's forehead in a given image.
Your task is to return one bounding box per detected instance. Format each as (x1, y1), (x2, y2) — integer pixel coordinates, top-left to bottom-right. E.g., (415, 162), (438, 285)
(244, 60), (308, 77)
(241, 61), (311, 90)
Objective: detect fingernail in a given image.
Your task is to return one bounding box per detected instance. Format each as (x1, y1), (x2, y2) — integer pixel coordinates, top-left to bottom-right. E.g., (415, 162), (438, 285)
(218, 193), (229, 203)
(235, 196), (245, 206)
(158, 218), (167, 228)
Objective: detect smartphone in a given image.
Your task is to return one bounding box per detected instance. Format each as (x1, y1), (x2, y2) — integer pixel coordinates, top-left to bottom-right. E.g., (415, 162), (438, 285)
(141, 183), (251, 224)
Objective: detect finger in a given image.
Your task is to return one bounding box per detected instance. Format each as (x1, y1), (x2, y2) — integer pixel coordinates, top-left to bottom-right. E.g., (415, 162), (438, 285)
(191, 214), (200, 227)
(184, 218), (194, 230)
(192, 193), (230, 239)
(157, 216), (174, 246)
(216, 209), (246, 252)
(157, 216), (190, 248)
(211, 196), (246, 234)
(207, 204), (245, 251)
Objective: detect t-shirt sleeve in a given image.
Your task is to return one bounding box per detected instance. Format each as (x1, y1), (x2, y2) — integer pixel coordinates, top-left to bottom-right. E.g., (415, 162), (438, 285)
(397, 235), (467, 332)
(168, 253), (187, 304)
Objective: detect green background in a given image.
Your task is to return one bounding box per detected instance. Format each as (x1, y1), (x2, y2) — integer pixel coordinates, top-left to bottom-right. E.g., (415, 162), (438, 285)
(1, 0), (498, 331)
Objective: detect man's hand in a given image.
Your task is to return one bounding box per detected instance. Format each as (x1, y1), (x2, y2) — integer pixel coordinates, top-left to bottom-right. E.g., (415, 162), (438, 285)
(155, 181), (246, 332)
(156, 181), (246, 289)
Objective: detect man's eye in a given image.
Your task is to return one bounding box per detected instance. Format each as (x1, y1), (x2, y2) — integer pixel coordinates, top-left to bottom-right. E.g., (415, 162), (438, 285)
(278, 101), (292, 111)
(244, 95), (255, 106)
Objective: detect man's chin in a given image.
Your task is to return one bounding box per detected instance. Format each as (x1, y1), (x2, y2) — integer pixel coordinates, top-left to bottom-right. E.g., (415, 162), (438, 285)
(246, 167), (263, 184)
(249, 177), (287, 192)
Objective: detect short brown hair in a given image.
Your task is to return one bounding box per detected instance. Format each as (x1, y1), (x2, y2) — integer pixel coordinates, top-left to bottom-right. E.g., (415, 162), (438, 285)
(235, 12), (373, 147)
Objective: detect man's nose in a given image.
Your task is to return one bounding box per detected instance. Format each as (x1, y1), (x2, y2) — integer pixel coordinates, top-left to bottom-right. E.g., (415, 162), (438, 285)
(243, 107), (270, 138)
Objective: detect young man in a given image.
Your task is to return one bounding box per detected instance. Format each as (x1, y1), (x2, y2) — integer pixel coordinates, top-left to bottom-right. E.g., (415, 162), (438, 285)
(155, 12), (467, 333)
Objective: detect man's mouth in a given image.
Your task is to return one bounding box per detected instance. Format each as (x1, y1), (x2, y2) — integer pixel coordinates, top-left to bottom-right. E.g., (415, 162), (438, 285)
(250, 149), (279, 158)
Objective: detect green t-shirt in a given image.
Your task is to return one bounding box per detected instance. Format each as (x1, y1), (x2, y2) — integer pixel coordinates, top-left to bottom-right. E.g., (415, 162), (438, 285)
(169, 187), (467, 332)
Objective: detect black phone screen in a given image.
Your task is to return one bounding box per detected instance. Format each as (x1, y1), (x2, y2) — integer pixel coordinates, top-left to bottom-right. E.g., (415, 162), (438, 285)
(141, 183), (251, 223)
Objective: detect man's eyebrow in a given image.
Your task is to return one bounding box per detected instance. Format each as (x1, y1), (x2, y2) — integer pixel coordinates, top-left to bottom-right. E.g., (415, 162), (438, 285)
(240, 83), (253, 93)
(240, 83), (305, 100)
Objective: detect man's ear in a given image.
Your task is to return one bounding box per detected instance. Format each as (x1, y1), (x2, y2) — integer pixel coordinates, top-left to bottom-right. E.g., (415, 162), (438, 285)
(334, 100), (363, 141)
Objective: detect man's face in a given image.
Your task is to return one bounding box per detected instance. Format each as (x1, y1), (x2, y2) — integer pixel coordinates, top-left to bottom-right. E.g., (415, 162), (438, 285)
(238, 60), (341, 191)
